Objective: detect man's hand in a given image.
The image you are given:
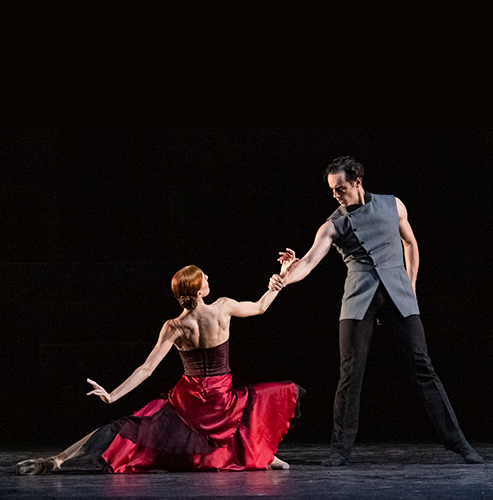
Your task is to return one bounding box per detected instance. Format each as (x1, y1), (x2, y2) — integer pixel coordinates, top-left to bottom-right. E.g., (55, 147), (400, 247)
(278, 248), (299, 277)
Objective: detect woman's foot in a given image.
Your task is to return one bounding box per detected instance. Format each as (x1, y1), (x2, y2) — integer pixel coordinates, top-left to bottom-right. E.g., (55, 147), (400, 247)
(16, 457), (60, 475)
(268, 455), (290, 470)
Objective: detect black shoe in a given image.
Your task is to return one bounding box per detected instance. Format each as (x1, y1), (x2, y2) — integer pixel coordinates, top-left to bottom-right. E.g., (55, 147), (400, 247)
(451, 441), (484, 464)
(322, 452), (348, 467)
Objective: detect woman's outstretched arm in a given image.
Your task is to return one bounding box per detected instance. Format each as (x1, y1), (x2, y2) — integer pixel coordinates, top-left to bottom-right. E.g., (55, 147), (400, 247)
(87, 320), (180, 404)
(218, 275), (284, 318)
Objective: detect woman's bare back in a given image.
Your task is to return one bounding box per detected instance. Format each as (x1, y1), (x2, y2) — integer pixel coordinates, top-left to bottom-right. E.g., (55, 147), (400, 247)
(172, 299), (231, 351)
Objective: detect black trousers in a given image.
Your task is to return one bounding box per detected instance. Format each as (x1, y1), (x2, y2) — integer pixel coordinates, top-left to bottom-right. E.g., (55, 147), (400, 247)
(331, 284), (465, 457)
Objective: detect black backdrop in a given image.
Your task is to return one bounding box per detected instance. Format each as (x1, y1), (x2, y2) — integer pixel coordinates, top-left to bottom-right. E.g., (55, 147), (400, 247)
(1, 129), (492, 447)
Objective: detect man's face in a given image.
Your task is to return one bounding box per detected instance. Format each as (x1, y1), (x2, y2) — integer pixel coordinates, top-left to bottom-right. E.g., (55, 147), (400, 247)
(328, 172), (362, 206)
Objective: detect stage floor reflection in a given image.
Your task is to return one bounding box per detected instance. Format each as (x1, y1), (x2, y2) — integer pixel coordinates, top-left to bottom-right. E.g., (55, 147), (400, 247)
(2, 442), (493, 499)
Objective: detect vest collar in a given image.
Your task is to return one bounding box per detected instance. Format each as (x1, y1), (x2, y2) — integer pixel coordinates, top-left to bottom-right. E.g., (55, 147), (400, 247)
(344, 190), (372, 214)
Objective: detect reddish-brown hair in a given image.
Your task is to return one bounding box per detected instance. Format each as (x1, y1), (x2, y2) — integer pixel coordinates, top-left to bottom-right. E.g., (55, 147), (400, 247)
(171, 265), (203, 310)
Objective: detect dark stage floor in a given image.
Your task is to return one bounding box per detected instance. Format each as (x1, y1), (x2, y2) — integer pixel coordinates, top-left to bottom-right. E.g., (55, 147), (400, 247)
(2, 442), (493, 499)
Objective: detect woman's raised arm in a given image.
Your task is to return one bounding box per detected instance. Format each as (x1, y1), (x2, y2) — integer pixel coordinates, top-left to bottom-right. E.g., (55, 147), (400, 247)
(217, 274), (284, 318)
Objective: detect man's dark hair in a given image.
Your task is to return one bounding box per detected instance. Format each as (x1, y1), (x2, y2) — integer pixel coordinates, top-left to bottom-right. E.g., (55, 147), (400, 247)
(323, 156), (365, 184)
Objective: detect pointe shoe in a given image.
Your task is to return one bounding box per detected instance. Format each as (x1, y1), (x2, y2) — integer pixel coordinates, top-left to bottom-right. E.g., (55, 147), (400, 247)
(322, 452), (348, 467)
(451, 441), (484, 464)
(16, 457), (59, 475)
(268, 456), (290, 470)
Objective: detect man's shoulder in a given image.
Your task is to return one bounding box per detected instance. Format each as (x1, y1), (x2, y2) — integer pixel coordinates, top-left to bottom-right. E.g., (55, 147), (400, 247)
(327, 206), (345, 222)
(371, 193), (397, 207)
(371, 193), (395, 200)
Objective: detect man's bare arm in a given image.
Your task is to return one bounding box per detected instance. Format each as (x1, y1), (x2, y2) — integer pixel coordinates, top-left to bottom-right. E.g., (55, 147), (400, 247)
(396, 197), (419, 293)
(280, 220), (337, 285)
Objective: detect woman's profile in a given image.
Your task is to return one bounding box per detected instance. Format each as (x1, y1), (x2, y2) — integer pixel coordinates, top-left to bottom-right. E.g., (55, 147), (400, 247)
(17, 264), (303, 474)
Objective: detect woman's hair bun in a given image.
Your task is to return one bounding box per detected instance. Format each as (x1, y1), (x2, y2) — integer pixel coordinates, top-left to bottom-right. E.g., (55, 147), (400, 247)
(178, 295), (198, 310)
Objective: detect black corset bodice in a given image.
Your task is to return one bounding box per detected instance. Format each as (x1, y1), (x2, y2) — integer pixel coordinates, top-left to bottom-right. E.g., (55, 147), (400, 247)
(179, 340), (231, 377)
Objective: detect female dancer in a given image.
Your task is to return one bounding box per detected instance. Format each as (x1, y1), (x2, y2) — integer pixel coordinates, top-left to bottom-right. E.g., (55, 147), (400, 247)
(17, 265), (302, 474)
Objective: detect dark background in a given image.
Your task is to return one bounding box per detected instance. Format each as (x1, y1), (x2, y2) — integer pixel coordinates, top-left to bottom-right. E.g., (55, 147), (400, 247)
(1, 129), (492, 447)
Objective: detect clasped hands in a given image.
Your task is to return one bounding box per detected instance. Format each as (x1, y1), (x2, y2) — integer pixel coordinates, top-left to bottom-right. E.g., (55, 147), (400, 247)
(269, 248), (299, 292)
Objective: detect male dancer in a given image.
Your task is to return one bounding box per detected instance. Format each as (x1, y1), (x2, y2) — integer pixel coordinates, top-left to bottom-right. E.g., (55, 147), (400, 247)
(275, 156), (482, 466)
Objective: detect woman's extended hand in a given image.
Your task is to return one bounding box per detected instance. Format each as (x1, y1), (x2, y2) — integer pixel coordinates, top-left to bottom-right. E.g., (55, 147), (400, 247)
(269, 274), (285, 292)
(86, 378), (112, 404)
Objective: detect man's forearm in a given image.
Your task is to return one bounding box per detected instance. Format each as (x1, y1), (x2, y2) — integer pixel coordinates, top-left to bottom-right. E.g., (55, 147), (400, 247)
(280, 222), (334, 286)
(282, 258), (313, 285)
(404, 243), (419, 289)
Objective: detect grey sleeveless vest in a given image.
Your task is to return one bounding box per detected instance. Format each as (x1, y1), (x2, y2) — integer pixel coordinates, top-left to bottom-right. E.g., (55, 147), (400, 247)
(328, 194), (419, 320)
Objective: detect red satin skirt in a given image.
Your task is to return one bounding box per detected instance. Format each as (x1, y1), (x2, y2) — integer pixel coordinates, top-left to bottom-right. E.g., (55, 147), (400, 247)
(83, 374), (301, 473)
